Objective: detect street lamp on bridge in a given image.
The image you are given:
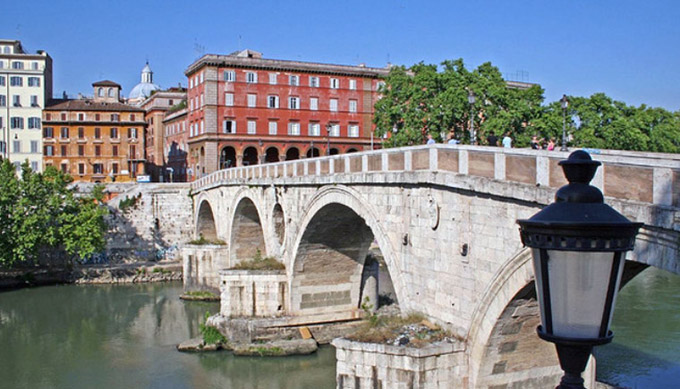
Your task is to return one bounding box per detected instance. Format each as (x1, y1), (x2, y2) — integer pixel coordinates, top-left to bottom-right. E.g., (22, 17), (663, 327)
(468, 90), (476, 145)
(325, 123), (332, 156)
(517, 150), (642, 389)
(560, 94), (569, 152)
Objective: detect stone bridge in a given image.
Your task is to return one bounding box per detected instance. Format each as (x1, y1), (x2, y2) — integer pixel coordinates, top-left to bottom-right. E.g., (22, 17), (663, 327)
(187, 144), (680, 388)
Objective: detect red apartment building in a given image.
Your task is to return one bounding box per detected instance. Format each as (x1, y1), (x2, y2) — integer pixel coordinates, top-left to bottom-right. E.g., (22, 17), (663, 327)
(184, 49), (389, 177)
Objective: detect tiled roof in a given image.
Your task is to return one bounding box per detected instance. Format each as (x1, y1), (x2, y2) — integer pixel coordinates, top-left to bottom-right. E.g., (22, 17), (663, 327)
(92, 80), (121, 87)
(45, 99), (144, 112)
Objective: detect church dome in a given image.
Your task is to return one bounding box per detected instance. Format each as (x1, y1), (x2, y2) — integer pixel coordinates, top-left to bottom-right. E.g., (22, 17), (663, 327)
(129, 62), (161, 102)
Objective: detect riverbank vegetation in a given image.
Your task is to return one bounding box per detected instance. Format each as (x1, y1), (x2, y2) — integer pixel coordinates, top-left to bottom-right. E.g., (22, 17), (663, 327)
(375, 59), (680, 152)
(0, 160), (107, 268)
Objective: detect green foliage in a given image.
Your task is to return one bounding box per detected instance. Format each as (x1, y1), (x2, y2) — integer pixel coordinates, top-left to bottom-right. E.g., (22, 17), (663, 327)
(200, 312), (227, 345)
(188, 234), (226, 245)
(185, 290), (219, 299)
(374, 58), (680, 153)
(118, 194), (141, 213)
(230, 248), (285, 270)
(0, 161), (107, 268)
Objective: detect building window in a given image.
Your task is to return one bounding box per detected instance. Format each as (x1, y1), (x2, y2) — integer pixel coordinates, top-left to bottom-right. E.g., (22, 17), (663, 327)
(30, 141), (38, 154)
(30, 161), (38, 171)
(310, 97), (318, 111)
(225, 93), (234, 106)
(13, 140), (20, 153)
(289, 75), (299, 86)
(78, 127), (84, 139)
(95, 113), (100, 121)
(28, 117), (41, 129)
(110, 127), (118, 139)
(78, 163), (85, 175)
(130, 114), (136, 121)
(269, 73), (277, 85)
(112, 145), (118, 156)
(32, 62), (39, 70)
(61, 145), (67, 156)
(0, 76), (4, 86)
(349, 79), (357, 90)
(349, 100), (358, 113)
(11, 117), (24, 129)
(224, 70), (236, 82)
(112, 163), (118, 174)
(11, 61), (23, 70)
(288, 96), (299, 110)
(348, 124), (360, 137)
(44, 145), (54, 156)
(330, 123), (340, 137)
(330, 98), (338, 112)
(247, 120), (256, 134)
(95, 145), (101, 156)
(246, 72), (257, 83)
(309, 76), (319, 87)
(108, 88), (114, 98)
(267, 95), (279, 109)
(223, 119), (236, 134)
(247, 94), (257, 107)
(128, 128), (138, 139)
(78, 145), (84, 156)
(309, 122), (320, 136)
(288, 122), (300, 136)
(30, 95), (38, 107)
(376, 81), (386, 91)
(0, 95), (5, 107)
(129, 145), (136, 158)
(94, 128), (101, 139)
(268, 121), (277, 135)
(12, 95), (21, 107)
(61, 163), (68, 174)
(98, 88), (103, 97)
(43, 127), (54, 138)
(93, 163), (104, 175)
(330, 78), (339, 89)
(61, 113), (67, 121)
(111, 114), (119, 122)
(28, 77), (40, 87)
(78, 113), (84, 121)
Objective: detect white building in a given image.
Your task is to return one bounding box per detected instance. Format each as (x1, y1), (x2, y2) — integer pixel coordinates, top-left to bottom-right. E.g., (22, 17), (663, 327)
(0, 39), (52, 171)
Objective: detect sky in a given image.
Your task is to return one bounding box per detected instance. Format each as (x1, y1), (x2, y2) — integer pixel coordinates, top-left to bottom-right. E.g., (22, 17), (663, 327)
(3, 0), (679, 111)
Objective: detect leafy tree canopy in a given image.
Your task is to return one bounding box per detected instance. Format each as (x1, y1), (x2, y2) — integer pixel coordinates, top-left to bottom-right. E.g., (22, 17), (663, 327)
(0, 160), (107, 268)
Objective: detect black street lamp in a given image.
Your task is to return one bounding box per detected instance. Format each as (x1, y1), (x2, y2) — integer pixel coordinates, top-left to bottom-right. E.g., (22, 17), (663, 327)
(560, 94), (569, 152)
(325, 123), (332, 156)
(468, 90), (476, 145)
(517, 151), (642, 389)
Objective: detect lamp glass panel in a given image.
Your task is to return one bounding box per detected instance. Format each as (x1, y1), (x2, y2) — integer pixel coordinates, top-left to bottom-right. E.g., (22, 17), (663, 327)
(547, 250), (617, 339)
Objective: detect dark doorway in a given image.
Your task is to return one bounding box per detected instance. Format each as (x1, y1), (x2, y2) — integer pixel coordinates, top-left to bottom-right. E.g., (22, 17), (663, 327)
(220, 146), (237, 169)
(243, 147), (259, 166)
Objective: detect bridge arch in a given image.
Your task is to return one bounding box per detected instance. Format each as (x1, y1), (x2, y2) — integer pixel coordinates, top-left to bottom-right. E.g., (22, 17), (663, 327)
(195, 198), (218, 241)
(229, 194), (267, 265)
(287, 185), (404, 318)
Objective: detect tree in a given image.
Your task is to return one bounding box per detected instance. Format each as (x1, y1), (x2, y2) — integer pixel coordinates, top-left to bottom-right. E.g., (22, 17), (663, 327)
(0, 160), (107, 268)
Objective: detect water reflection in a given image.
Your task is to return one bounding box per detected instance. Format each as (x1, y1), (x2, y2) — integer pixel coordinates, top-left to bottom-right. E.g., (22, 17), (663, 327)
(0, 282), (335, 389)
(595, 267), (680, 388)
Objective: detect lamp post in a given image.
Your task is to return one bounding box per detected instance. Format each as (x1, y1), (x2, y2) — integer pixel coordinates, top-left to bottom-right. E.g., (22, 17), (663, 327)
(325, 123), (332, 156)
(468, 90), (476, 145)
(517, 150), (642, 389)
(560, 94), (569, 152)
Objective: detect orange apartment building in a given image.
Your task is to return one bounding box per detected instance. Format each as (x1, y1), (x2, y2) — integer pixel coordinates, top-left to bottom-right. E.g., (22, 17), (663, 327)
(42, 81), (146, 182)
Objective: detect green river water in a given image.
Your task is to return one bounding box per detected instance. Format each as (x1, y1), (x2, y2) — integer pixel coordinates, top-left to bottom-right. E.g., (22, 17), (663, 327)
(0, 266), (677, 388)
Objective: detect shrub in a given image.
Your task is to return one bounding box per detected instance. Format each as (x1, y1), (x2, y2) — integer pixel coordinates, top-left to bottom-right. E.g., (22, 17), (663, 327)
(188, 234), (226, 245)
(230, 248), (285, 271)
(200, 312), (227, 345)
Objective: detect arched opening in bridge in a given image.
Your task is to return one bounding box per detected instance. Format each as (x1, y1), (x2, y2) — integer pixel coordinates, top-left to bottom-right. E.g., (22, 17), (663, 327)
(346, 148), (358, 153)
(196, 200), (218, 241)
(272, 203), (285, 245)
(291, 203), (397, 318)
(329, 148), (340, 155)
(220, 146), (236, 169)
(242, 147), (259, 166)
(306, 147), (320, 158)
(265, 147), (280, 163)
(285, 147), (300, 161)
(231, 197), (266, 265)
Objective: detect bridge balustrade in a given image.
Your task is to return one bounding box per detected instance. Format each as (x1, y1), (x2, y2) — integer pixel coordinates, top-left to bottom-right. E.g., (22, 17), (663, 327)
(192, 145), (680, 209)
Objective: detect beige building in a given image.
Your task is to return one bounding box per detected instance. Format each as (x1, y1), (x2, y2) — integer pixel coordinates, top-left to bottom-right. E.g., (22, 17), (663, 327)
(0, 39), (53, 171)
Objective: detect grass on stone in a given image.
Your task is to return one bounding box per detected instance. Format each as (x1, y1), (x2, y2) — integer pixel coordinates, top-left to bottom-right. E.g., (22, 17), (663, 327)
(200, 312), (227, 345)
(188, 234), (227, 246)
(185, 290), (219, 299)
(346, 312), (454, 347)
(230, 249), (285, 271)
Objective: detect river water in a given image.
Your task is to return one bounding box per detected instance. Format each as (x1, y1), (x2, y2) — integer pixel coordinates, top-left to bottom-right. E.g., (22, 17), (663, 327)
(0, 267), (677, 389)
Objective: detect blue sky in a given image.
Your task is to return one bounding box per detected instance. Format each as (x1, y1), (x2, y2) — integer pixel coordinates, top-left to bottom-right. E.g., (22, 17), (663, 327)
(3, 0), (679, 110)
